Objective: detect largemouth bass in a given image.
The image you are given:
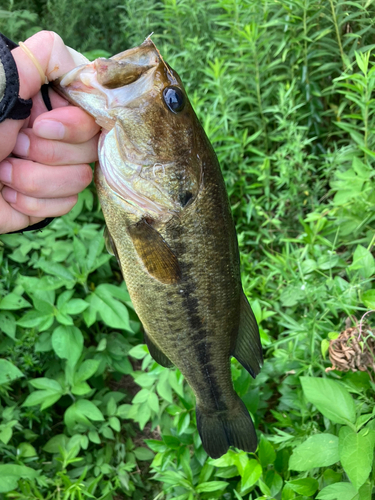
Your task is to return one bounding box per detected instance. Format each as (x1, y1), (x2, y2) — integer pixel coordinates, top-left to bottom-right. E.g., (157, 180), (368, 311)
(54, 39), (263, 459)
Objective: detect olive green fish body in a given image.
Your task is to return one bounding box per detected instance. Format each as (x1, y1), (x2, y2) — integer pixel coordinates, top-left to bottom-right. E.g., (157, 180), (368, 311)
(54, 39), (263, 458)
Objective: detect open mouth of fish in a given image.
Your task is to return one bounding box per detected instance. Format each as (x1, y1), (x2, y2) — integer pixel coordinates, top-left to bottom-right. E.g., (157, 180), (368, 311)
(54, 39), (183, 218)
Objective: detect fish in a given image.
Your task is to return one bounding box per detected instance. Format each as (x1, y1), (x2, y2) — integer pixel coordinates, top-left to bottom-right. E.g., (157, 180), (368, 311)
(53, 38), (263, 459)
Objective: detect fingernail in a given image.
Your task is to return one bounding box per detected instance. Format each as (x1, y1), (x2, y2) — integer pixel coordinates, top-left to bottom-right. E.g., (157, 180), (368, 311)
(0, 161), (12, 184)
(13, 133), (30, 157)
(34, 120), (65, 140)
(2, 188), (17, 203)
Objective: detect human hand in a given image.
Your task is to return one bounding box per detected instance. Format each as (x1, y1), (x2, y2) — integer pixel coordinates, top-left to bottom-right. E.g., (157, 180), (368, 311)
(0, 31), (100, 234)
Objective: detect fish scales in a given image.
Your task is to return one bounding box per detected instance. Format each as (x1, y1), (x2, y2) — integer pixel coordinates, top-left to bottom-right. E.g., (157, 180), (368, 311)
(54, 38), (263, 458)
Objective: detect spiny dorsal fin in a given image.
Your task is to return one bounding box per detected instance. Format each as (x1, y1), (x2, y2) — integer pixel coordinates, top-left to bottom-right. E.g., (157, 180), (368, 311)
(232, 291), (263, 378)
(127, 219), (181, 285)
(144, 330), (173, 368)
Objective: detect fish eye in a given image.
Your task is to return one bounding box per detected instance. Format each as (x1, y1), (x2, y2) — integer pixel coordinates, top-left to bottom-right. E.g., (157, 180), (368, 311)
(163, 86), (185, 113)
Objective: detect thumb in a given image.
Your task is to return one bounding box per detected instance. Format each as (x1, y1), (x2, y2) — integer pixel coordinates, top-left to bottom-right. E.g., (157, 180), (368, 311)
(0, 31), (87, 160)
(14, 30), (87, 100)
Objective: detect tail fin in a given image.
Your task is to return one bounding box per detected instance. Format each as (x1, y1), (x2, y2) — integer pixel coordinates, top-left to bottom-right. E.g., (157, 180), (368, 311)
(196, 398), (257, 459)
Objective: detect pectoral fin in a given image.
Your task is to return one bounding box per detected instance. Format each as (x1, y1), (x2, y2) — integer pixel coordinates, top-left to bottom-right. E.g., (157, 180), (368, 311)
(128, 219), (181, 284)
(232, 291), (263, 378)
(144, 330), (173, 368)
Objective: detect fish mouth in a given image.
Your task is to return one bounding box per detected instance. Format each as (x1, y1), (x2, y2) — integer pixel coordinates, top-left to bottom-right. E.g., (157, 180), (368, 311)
(54, 39), (175, 120)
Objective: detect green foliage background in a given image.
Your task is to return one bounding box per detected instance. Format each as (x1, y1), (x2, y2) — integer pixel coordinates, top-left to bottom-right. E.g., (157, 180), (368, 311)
(1, 0), (375, 499)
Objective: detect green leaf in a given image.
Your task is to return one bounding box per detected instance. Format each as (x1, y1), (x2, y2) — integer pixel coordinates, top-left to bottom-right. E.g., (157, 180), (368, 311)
(240, 459), (262, 491)
(43, 434), (69, 453)
(29, 377), (63, 392)
(317, 482), (358, 500)
(362, 290), (375, 309)
(92, 284), (130, 330)
(0, 311), (16, 339)
(289, 434), (339, 471)
(300, 377), (356, 425)
(74, 399), (104, 421)
(349, 245), (375, 279)
(0, 465), (39, 493)
(64, 299), (89, 315)
(134, 447), (155, 461)
(288, 478), (319, 496)
(0, 359), (24, 385)
(109, 416), (121, 432)
(339, 426), (375, 490)
(36, 259), (75, 282)
(128, 344), (148, 359)
(258, 436), (276, 467)
(88, 431), (101, 444)
(196, 481), (229, 493)
(23, 390), (62, 409)
(17, 442), (37, 458)
(52, 325), (83, 368)
(71, 382), (91, 395)
(0, 293), (30, 310)
(157, 370), (173, 403)
(75, 359), (100, 383)
(17, 310), (52, 329)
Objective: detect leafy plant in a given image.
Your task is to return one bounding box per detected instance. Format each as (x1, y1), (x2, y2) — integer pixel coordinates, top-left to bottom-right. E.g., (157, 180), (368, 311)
(1, 0), (375, 499)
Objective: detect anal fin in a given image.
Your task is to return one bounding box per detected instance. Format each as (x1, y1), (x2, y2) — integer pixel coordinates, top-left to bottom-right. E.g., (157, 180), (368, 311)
(232, 291), (263, 378)
(144, 330), (173, 368)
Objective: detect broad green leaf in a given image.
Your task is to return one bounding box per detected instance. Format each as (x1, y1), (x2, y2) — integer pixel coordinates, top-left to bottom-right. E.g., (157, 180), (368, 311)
(289, 433), (339, 471)
(362, 289), (375, 309)
(36, 259), (75, 281)
(157, 370), (173, 403)
(74, 399), (104, 421)
(23, 390), (62, 409)
(240, 459), (262, 491)
(129, 344), (148, 359)
(339, 426), (375, 490)
(17, 442), (37, 457)
(29, 377), (63, 392)
(17, 310), (52, 329)
(317, 482), (358, 500)
(52, 325), (83, 368)
(196, 481), (229, 493)
(349, 245), (375, 279)
(0, 464), (39, 493)
(264, 470), (283, 496)
(71, 382), (91, 395)
(300, 377), (356, 425)
(0, 359), (24, 385)
(148, 392), (160, 413)
(288, 478), (318, 496)
(134, 447), (155, 461)
(109, 416), (121, 432)
(0, 311), (16, 339)
(0, 293), (30, 310)
(64, 299), (89, 315)
(258, 436), (276, 467)
(75, 359), (100, 383)
(43, 434), (69, 453)
(88, 431), (101, 444)
(91, 284), (130, 330)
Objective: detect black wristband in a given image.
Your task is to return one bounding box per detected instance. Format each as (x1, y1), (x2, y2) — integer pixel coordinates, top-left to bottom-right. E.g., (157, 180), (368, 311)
(0, 33), (55, 234)
(0, 33), (32, 123)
